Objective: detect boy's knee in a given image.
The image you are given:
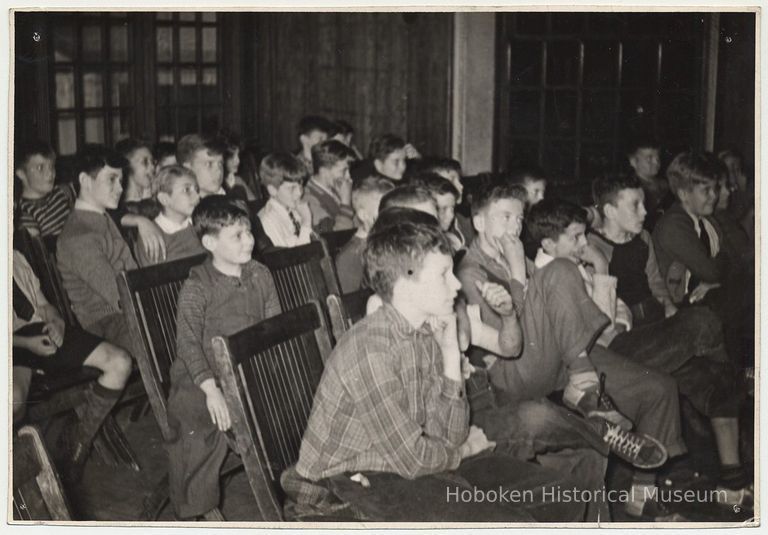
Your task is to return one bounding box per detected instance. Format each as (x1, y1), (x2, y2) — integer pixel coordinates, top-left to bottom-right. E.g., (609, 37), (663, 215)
(105, 344), (133, 378)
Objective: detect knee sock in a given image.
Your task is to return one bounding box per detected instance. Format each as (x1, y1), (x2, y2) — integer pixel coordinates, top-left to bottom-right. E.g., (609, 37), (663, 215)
(75, 382), (123, 446)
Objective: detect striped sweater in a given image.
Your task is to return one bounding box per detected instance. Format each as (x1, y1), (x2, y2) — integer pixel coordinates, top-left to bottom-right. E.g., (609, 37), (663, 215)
(17, 183), (76, 238)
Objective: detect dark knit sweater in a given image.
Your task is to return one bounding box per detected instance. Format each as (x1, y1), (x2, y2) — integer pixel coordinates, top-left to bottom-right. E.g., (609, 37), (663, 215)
(136, 224), (205, 267)
(57, 208), (137, 329)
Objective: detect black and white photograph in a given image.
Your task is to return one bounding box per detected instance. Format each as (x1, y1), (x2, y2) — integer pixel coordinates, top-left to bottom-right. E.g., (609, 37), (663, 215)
(7, 4), (759, 528)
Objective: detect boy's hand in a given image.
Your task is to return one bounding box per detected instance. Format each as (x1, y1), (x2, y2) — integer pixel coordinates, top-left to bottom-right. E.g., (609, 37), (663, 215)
(454, 299), (472, 352)
(689, 281), (720, 304)
(200, 379), (232, 431)
(403, 143), (421, 160)
(427, 313), (462, 382)
(336, 176), (353, 206)
(43, 319), (65, 348)
(663, 300), (678, 318)
(459, 425), (495, 459)
(24, 334), (57, 357)
(296, 201), (312, 228)
(137, 218), (167, 263)
(579, 244), (609, 274)
(475, 281), (514, 316)
(495, 233), (526, 284)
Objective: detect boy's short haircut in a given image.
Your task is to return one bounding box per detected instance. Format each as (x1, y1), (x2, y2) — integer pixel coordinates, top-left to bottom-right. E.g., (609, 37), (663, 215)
(115, 137), (150, 159)
(371, 206), (440, 235)
(625, 136), (660, 157)
(311, 139), (356, 174)
(153, 164), (197, 196)
(334, 119), (354, 136)
(592, 173), (644, 217)
(351, 176), (395, 211)
(153, 141), (177, 163)
(379, 184), (437, 213)
(526, 199), (588, 245)
(259, 152), (308, 188)
(298, 115), (334, 137)
(176, 134), (224, 166)
(364, 218), (452, 302)
(369, 134), (406, 161)
(666, 151), (721, 194)
(426, 157), (462, 176)
(508, 166), (548, 185)
(74, 145), (129, 194)
(408, 172), (459, 200)
(192, 194), (251, 239)
(470, 181), (528, 217)
(15, 140), (55, 171)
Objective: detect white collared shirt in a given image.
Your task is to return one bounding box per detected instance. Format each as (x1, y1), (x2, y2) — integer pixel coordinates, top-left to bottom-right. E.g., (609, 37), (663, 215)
(684, 210), (720, 292)
(154, 212), (192, 235)
(258, 198), (312, 248)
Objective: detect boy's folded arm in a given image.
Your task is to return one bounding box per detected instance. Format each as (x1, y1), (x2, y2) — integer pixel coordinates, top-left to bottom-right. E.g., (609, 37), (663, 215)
(354, 351), (466, 478)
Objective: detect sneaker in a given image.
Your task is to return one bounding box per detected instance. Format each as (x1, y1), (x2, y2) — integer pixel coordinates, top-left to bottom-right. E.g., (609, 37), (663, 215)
(599, 421), (668, 469)
(627, 497), (689, 522)
(565, 372), (633, 430)
(715, 485), (753, 508)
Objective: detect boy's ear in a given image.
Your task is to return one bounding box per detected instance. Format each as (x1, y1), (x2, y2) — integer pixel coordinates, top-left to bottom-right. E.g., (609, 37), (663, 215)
(200, 234), (217, 253)
(373, 159), (384, 175)
(472, 213), (485, 234)
(157, 191), (171, 207)
(266, 184), (278, 197)
(77, 171), (91, 194)
(602, 202), (615, 221)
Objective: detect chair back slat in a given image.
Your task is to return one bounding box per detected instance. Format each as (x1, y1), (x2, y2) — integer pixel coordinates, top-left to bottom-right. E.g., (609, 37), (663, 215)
(326, 288), (373, 343)
(213, 302), (332, 521)
(13, 426), (71, 520)
(259, 241), (341, 314)
(117, 253), (206, 440)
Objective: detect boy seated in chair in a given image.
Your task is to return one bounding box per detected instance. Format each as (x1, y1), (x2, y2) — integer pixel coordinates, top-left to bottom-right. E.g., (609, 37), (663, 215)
(167, 196), (281, 520)
(304, 139), (357, 232)
(13, 250), (132, 489)
(281, 217), (593, 522)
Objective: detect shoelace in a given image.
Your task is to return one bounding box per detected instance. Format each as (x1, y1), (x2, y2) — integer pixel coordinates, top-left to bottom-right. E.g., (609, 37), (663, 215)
(597, 372), (615, 409)
(603, 423), (643, 460)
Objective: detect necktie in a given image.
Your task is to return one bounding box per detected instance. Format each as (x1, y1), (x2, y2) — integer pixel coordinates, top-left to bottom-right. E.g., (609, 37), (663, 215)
(689, 220), (712, 291)
(13, 279), (35, 321)
(288, 210), (301, 237)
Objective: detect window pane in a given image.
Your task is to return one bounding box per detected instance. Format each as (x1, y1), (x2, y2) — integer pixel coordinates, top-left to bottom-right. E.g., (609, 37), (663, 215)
(202, 27), (217, 62)
(156, 27), (173, 62)
(57, 115), (77, 156)
(179, 13), (196, 22)
(85, 113), (105, 144)
(546, 41), (580, 86)
(545, 90), (577, 136)
(83, 72), (104, 108)
(111, 109), (132, 143)
(542, 140), (576, 181)
(180, 27), (197, 62)
(53, 24), (75, 62)
(508, 138), (539, 168)
(551, 13), (584, 34)
(110, 24), (129, 61)
(510, 40), (541, 86)
(660, 40), (697, 90)
(201, 68), (218, 102)
(111, 71), (130, 106)
(179, 107), (199, 136)
(179, 68), (197, 104)
(55, 69), (75, 109)
(156, 12), (172, 21)
(157, 68), (174, 105)
(582, 91), (616, 140)
(583, 40), (618, 87)
(580, 142), (614, 181)
(156, 107), (174, 138)
(82, 25), (103, 62)
(509, 91), (540, 136)
(202, 108), (221, 135)
(621, 41), (659, 88)
(515, 13), (547, 35)
(202, 12), (217, 23)
(619, 90), (655, 134)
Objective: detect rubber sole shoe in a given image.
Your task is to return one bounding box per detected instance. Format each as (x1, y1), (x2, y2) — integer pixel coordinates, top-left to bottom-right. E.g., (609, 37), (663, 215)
(600, 422), (668, 469)
(627, 498), (689, 522)
(715, 484), (754, 508)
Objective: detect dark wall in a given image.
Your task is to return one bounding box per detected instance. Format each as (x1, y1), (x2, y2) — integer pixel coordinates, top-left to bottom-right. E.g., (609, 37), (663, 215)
(245, 12), (453, 158)
(715, 12), (756, 174)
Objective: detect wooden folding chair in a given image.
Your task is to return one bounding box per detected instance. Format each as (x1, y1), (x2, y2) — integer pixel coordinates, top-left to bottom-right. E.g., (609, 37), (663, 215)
(319, 228), (356, 259)
(12, 425), (71, 521)
(212, 302), (332, 521)
(258, 240), (342, 314)
(325, 288), (374, 343)
(14, 229), (140, 471)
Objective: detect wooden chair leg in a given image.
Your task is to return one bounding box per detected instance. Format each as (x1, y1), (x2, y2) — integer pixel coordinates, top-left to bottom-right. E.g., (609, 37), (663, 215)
(141, 473), (170, 521)
(98, 415), (141, 471)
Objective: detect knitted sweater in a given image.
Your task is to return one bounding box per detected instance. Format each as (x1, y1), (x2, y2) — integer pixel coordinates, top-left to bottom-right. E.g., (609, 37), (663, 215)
(304, 178), (354, 233)
(57, 207), (137, 328)
(136, 224), (205, 267)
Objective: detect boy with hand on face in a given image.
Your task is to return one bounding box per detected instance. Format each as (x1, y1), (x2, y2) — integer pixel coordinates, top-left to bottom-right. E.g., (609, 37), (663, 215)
(626, 138), (673, 231)
(305, 139), (357, 232)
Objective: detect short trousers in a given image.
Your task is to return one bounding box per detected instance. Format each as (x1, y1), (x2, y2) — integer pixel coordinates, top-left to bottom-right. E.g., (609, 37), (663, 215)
(13, 322), (103, 374)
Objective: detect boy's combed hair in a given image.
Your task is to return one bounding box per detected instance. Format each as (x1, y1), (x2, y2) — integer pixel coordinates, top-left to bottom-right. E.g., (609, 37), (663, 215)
(364, 218), (451, 302)
(407, 172), (459, 200)
(526, 199), (588, 244)
(153, 141), (177, 163)
(334, 119), (354, 136)
(379, 184), (437, 213)
(311, 139), (356, 174)
(666, 151), (722, 194)
(369, 134), (406, 161)
(426, 157), (462, 175)
(470, 181), (528, 217)
(508, 166), (548, 185)
(352, 176), (395, 211)
(74, 145), (129, 194)
(153, 164), (197, 196)
(176, 134), (224, 165)
(115, 138), (150, 159)
(592, 173), (643, 217)
(625, 136), (660, 157)
(15, 139), (55, 171)
(259, 152), (308, 188)
(371, 206), (440, 235)
(192, 194), (250, 239)
(298, 115), (334, 136)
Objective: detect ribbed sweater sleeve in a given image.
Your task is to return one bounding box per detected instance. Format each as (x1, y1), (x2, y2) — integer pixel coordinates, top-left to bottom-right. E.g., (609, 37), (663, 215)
(175, 278), (214, 386)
